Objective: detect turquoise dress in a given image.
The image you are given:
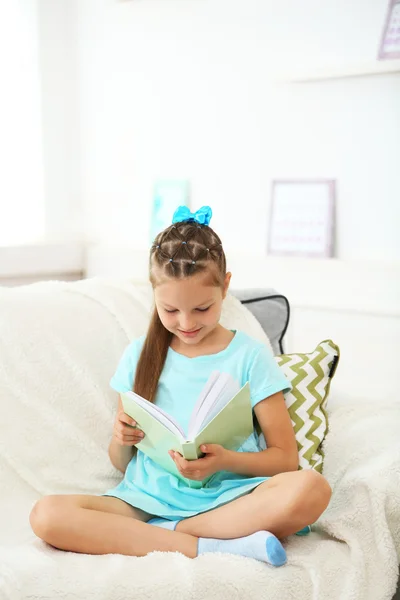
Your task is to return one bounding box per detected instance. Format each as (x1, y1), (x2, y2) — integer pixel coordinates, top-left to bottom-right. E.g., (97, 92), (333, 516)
(103, 330), (291, 520)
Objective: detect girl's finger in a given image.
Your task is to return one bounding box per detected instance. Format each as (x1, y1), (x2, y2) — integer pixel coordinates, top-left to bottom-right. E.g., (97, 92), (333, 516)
(118, 413), (137, 427)
(121, 427), (144, 436)
(115, 430), (144, 442)
(118, 424), (143, 436)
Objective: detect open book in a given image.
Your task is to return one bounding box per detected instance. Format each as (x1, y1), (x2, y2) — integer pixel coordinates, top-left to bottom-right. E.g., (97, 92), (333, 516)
(120, 371), (254, 489)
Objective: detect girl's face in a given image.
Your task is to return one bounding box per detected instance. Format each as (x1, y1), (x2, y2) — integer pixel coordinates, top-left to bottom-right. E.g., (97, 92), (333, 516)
(154, 271), (231, 346)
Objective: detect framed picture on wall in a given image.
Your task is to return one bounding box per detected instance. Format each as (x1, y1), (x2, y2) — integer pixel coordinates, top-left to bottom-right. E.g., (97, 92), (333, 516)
(378, 0), (400, 60)
(268, 179), (336, 258)
(150, 179), (190, 244)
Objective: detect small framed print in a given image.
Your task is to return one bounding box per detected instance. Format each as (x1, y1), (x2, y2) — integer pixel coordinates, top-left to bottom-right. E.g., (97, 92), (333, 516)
(378, 0), (400, 60)
(150, 179), (190, 244)
(268, 179), (336, 258)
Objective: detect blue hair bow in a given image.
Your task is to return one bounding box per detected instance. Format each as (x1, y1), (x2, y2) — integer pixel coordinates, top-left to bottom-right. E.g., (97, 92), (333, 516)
(172, 205), (212, 226)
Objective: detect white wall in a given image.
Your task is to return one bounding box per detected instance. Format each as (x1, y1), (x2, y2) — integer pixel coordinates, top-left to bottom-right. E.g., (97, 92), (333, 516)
(71, 0), (400, 404)
(74, 0), (400, 259)
(24, 0), (399, 403)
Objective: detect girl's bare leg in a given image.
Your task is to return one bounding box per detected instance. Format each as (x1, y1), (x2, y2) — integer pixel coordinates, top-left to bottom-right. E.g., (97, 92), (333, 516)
(30, 495), (198, 557)
(176, 470), (331, 540)
(30, 470), (331, 557)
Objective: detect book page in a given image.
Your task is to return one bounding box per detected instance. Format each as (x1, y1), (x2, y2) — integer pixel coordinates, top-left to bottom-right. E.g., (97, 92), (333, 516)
(124, 391), (186, 440)
(187, 372), (240, 439)
(192, 382), (253, 456)
(187, 371), (220, 437)
(199, 378), (240, 428)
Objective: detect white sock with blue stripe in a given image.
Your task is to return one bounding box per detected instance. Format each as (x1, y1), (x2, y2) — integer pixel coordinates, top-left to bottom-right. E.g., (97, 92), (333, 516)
(197, 531), (287, 566)
(148, 518), (287, 566)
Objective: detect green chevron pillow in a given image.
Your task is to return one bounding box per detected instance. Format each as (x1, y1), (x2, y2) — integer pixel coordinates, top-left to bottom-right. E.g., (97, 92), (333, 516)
(257, 339), (340, 472)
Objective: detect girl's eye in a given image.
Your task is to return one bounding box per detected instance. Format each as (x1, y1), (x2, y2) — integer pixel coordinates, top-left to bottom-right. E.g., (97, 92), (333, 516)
(164, 306), (211, 314)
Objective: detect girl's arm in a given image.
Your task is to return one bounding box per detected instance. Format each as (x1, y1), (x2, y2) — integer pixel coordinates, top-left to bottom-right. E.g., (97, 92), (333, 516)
(108, 437), (136, 474)
(108, 396), (138, 474)
(223, 391), (299, 477)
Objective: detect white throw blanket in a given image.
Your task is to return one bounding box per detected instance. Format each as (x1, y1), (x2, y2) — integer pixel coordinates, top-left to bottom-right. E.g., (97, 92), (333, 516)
(0, 278), (399, 600)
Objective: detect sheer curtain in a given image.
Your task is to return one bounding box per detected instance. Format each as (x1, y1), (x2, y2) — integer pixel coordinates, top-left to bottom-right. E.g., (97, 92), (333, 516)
(0, 0), (45, 246)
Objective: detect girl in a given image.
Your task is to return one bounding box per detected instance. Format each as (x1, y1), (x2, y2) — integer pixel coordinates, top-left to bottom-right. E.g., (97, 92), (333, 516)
(30, 205), (331, 566)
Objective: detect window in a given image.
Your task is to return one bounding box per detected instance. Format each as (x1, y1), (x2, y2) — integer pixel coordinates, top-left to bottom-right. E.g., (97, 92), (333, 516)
(0, 0), (45, 246)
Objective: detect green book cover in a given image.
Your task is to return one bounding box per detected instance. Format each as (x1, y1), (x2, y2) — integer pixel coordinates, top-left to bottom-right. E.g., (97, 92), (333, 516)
(120, 379), (253, 489)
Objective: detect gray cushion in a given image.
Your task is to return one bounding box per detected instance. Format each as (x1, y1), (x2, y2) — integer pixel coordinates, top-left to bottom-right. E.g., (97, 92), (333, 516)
(231, 288), (290, 355)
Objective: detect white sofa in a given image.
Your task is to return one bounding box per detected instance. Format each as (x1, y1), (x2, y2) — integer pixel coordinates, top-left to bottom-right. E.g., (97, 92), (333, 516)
(0, 277), (399, 600)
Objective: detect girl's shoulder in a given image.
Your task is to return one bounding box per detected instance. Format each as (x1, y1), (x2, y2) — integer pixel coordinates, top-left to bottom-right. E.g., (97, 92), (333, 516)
(121, 334), (146, 363)
(129, 333), (146, 348)
(234, 329), (273, 356)
(111, 335), (146, 393)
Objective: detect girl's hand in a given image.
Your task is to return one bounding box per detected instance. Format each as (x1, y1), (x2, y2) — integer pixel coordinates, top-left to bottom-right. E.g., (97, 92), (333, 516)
(168, 444), (227, 481)
(113, 411), (145, 446)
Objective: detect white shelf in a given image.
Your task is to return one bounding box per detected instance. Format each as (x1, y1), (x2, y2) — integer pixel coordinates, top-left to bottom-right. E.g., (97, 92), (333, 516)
(275, 59), (400, 82)
(0, 240), (86, 278)
(227, 254), (400, 318)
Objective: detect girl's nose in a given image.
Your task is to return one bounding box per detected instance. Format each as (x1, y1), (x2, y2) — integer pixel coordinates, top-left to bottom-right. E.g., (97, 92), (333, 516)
(179, 316), (197, 331)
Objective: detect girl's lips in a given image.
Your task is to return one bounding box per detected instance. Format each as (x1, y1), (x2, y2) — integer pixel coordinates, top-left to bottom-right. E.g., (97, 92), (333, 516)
(179, 328), (201, 337)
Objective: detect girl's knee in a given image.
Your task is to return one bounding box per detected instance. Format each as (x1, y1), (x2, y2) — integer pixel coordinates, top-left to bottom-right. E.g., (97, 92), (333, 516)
(305, 470), (331, 500)
(267, 470), (331, 519)
(295, 470), (332, 515)
(30, 495), (69, 540)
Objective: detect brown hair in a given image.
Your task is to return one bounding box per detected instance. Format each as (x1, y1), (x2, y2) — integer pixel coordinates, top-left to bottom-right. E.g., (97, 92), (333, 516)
(133, 219), (227, 403)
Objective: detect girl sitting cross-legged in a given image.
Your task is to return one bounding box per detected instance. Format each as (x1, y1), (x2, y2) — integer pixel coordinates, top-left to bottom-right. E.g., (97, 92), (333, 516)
(30, 205), (331, 566)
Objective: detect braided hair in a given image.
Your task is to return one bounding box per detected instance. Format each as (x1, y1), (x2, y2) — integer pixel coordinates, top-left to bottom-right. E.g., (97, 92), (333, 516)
(133, 220), (227, 403)
(150, 220), (226, 281)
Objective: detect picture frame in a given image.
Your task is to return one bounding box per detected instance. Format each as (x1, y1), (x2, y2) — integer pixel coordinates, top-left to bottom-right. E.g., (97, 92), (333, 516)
(150, 179), (190, 244)
(268, 179), (336, 258)
(378, 0), (400, 60)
